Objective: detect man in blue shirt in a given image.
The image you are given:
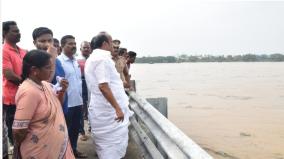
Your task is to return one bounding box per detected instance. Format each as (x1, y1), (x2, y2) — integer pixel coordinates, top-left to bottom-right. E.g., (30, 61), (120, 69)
(32, 27), (69, 116)
(58, 35), (87, 158)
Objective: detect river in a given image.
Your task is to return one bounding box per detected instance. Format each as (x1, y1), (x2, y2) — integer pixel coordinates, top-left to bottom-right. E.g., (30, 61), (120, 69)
(130, 62), (284, 159)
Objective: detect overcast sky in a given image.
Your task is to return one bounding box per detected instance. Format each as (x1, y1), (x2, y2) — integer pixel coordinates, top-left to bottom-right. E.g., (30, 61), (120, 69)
(2, 0), (284, 56)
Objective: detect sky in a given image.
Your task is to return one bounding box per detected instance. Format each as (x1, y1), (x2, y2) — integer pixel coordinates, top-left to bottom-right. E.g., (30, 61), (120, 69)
(2, 0), (284, 57)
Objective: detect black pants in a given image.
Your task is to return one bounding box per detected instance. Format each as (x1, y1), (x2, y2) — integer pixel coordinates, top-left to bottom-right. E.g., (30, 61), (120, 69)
(3, 104), (16, 145)
(79, 78), (88, 135)
(79, 105), (85, 135)
(82, 78), (88, 119)
(3, 106), (8, 158)
(66, 106), (82, 151)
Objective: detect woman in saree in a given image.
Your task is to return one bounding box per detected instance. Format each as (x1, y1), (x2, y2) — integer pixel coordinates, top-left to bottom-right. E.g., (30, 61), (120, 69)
(12, 50), (75, 159)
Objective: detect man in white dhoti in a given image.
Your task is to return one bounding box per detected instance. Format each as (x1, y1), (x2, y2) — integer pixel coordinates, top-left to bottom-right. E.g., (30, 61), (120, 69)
(85, 32), (133, 159)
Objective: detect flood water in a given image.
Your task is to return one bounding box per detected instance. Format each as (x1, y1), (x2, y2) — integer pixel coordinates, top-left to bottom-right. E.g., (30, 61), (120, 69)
(130, 62), (284, 159)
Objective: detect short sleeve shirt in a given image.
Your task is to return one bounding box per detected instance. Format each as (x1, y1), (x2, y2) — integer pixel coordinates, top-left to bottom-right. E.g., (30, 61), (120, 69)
(2, 43), (26, 105)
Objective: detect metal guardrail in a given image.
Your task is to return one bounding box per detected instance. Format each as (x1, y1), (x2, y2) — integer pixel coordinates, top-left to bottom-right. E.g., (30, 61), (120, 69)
(128, 91), (213, 159)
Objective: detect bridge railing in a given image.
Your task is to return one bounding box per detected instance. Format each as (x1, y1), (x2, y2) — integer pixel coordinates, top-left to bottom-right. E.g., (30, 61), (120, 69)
(128, 91), (213, 159)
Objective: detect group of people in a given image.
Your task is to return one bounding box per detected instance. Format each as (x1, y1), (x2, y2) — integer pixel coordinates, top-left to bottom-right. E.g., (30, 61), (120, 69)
(2, 21), (137, 159)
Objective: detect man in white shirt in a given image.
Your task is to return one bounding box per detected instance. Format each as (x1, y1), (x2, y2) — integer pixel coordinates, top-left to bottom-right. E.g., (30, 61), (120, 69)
(85, 32), (133, 159)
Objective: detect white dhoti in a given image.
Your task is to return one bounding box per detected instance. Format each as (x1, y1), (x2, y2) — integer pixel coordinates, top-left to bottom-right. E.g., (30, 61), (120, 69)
(89, 94), (133, 159)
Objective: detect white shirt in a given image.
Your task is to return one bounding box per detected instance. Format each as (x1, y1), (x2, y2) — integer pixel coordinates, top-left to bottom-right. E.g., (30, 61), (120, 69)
(57, 53), (83, 107)
(85, 49), (130, 114)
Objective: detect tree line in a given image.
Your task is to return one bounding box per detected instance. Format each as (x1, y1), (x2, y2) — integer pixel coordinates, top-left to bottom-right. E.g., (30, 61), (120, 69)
(135, 54), (284, 63)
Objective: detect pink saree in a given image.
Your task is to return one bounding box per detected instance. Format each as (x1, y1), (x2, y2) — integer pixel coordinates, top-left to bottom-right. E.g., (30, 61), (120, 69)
(13, 79), (74, 159)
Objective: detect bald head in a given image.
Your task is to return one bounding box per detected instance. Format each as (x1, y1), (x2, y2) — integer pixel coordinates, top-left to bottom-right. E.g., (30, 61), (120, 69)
(90, 32), (113, 52)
